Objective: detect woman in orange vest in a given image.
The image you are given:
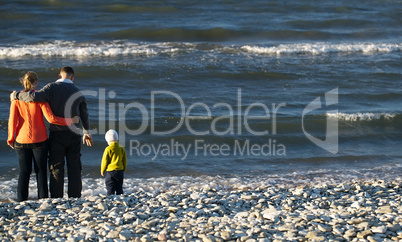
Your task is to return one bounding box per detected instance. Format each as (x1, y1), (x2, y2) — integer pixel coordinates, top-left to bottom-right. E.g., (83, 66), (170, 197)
(8, 71), (78, 202)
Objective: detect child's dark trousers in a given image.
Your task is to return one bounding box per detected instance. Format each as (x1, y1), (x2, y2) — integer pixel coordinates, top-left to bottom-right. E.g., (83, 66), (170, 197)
(105, 170), (124, 195)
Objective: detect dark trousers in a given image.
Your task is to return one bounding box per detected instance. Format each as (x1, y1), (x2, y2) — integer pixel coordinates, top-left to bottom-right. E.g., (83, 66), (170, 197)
(105, 170), (124, 196)
(48, 131), (82, 198)
(15, 140), (49, 202)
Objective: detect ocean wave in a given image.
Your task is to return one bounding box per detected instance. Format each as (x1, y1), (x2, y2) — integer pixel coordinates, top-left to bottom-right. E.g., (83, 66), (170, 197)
(0, 41), (400, 58)
(0, 41), (160, 58)
(241, 42), (402, 55)
(327, 112), (397, 121)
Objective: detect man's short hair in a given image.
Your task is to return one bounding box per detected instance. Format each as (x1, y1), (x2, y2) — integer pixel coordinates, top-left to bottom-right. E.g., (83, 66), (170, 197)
(61, 66), (75, 77)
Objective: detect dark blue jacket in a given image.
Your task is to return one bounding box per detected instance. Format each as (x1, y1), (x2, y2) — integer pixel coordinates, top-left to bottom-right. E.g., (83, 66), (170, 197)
(16, 79), (90, 134)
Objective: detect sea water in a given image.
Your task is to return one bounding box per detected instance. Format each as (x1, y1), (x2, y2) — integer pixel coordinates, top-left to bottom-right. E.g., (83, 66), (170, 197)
(0, 0), (401, 199)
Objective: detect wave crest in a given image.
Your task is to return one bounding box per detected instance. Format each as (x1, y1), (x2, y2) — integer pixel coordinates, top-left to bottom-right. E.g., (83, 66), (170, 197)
(327, 112), (397, 121)
(0, 41), (400, 58)
(0, 41), (159, 58)
(241, 42), (402, 55)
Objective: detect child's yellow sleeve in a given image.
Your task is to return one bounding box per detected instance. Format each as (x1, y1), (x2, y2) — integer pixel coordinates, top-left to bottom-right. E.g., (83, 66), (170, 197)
(100, 147), (110, 173)
(122, 147), (127, 171)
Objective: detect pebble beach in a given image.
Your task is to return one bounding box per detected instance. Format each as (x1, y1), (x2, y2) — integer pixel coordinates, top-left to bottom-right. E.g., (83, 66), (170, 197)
(0, 179), (401, 242)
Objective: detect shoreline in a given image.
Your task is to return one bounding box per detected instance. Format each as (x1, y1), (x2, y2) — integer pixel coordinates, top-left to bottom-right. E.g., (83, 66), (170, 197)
(0, 179), (401, 241)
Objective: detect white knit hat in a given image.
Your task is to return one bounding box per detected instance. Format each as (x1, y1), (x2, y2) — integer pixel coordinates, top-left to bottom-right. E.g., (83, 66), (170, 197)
(105, 129), (118, 142)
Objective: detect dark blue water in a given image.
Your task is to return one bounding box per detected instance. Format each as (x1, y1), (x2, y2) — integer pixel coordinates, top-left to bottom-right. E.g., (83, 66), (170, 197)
(0, 0), (401, 186)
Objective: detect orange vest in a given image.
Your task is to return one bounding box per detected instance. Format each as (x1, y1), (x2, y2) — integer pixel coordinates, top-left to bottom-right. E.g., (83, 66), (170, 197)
(8, 100), (71, 145)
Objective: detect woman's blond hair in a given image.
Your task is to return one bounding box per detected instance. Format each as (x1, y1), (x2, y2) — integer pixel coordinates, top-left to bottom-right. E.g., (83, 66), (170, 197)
(20, 71), (38, 92)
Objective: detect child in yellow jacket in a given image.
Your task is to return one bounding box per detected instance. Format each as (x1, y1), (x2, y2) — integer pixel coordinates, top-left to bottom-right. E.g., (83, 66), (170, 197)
(101, 129), (127, 195)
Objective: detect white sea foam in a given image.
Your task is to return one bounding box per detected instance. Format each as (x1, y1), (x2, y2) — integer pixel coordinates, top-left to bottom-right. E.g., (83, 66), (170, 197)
(327, 112), (396, 121)
(241, 42), (402, 55)
(0, 166), (400, 201)
(0, 41), (400, 58)
(0, 41), (160, 58)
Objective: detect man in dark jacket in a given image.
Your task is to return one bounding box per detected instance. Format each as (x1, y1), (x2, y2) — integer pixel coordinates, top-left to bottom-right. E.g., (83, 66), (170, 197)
(11, 66), (93, 198)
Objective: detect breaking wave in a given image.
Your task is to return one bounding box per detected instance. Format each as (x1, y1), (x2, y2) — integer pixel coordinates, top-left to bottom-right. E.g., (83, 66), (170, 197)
(327, 112), (397, 121)
(0, 41), (400, 58)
